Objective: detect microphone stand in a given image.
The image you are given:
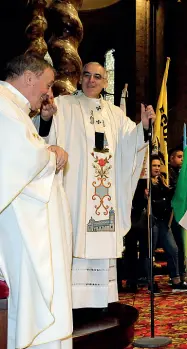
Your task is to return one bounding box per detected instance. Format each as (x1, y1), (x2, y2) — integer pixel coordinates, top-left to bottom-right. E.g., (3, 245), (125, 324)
(133, 119), (172, 348)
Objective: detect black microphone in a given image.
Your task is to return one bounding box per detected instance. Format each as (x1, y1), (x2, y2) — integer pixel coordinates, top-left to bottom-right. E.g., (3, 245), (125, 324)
(148, 118), (152, 140)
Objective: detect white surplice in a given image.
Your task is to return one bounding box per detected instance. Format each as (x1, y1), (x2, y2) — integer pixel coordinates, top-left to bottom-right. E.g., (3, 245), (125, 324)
(36, 91), (146, 308)
(0, 82), (72, 349)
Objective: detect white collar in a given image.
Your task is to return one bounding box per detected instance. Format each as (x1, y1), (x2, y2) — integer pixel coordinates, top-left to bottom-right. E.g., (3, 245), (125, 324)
(73, 90), (103, 103)
(0, 81), (31, 115)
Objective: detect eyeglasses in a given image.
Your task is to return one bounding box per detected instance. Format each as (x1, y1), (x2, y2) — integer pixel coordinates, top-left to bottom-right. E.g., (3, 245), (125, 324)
(82, 71), (106, 80)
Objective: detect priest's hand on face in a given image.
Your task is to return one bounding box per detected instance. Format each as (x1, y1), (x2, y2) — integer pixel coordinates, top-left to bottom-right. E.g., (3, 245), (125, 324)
(141, 103), (156, 130)
(48, 145), (68, 171)
(41, 96), (57, 121)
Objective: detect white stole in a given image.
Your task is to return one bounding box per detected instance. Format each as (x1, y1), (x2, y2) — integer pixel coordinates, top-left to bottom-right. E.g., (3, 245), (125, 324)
(78, 96), (117, 258)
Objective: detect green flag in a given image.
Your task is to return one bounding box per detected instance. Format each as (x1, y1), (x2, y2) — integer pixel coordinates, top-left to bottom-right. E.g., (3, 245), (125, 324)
(172, 147), (187, 228)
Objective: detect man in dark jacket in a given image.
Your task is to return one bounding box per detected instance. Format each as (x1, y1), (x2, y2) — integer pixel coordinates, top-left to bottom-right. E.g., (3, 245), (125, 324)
(168, 148), (186, 284)
(150, 154), (187, 291)
(117, 179), (148, 293)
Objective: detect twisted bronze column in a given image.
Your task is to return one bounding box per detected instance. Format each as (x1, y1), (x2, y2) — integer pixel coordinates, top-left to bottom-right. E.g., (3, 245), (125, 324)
(25, 0), (48, 57)
(47, 0), (83, 96)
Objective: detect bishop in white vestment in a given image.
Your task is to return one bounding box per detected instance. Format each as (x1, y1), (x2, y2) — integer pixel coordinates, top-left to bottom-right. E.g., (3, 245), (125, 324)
(38, 62), (156, 309)
(0, 55), (72, 349)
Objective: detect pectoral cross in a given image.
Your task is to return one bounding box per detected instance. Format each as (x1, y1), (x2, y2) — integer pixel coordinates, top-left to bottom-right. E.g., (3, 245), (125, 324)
(90, 110), (94, 124)
(95, 120), (106, 127)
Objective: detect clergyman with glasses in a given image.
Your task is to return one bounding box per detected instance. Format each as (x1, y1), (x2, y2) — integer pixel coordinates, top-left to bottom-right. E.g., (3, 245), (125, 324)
(36, 62), (156, 309)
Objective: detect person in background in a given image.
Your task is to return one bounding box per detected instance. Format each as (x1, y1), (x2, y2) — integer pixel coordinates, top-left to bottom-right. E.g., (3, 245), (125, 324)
(168, 147), (186, 284)
(147, 154), (187, 291)
(117, 179), (148, 293)
(169, 147), (183, 192)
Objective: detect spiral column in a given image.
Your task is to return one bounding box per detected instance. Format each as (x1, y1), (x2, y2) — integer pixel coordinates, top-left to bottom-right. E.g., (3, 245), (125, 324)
(25, 0), (48, 57)
(47, 0), (83, 96)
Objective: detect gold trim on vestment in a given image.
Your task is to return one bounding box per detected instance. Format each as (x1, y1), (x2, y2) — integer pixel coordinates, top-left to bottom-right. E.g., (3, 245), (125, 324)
(17, 334), (73, 348)
(0, 158), (50, 215)
(6, 191), (55, 349)
(15, 200), (72, 349)
(46, 202), (55, 313)
(78, 97), (89, 258)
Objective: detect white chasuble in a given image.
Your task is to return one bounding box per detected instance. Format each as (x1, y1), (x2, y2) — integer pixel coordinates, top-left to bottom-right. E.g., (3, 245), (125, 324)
(0, 82), (72, 349)
(42, 92), (146, 308)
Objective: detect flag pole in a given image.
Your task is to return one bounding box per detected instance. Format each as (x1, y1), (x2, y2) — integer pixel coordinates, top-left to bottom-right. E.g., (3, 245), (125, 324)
(133, 0), (172, 347)
(183, 123), (186, 150)
(133, 118), (172, 348)
(148, 118), (155, 338)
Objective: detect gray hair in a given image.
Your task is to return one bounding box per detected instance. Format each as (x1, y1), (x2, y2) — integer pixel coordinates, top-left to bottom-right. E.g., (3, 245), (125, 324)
(4, 54), (56, 80)
(82, 62), (108, 79)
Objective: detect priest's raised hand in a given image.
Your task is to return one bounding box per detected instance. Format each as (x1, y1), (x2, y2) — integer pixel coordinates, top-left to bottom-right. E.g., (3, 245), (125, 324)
(141, 103), (156, 130)
(41, 94), (57, 121)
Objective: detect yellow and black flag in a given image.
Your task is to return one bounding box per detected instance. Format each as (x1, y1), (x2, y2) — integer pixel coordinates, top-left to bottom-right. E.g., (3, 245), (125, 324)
(152, 57), (171, 185)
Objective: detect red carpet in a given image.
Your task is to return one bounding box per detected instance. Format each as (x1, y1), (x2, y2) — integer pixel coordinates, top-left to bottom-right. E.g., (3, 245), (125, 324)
(119, 275), (187, 349)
